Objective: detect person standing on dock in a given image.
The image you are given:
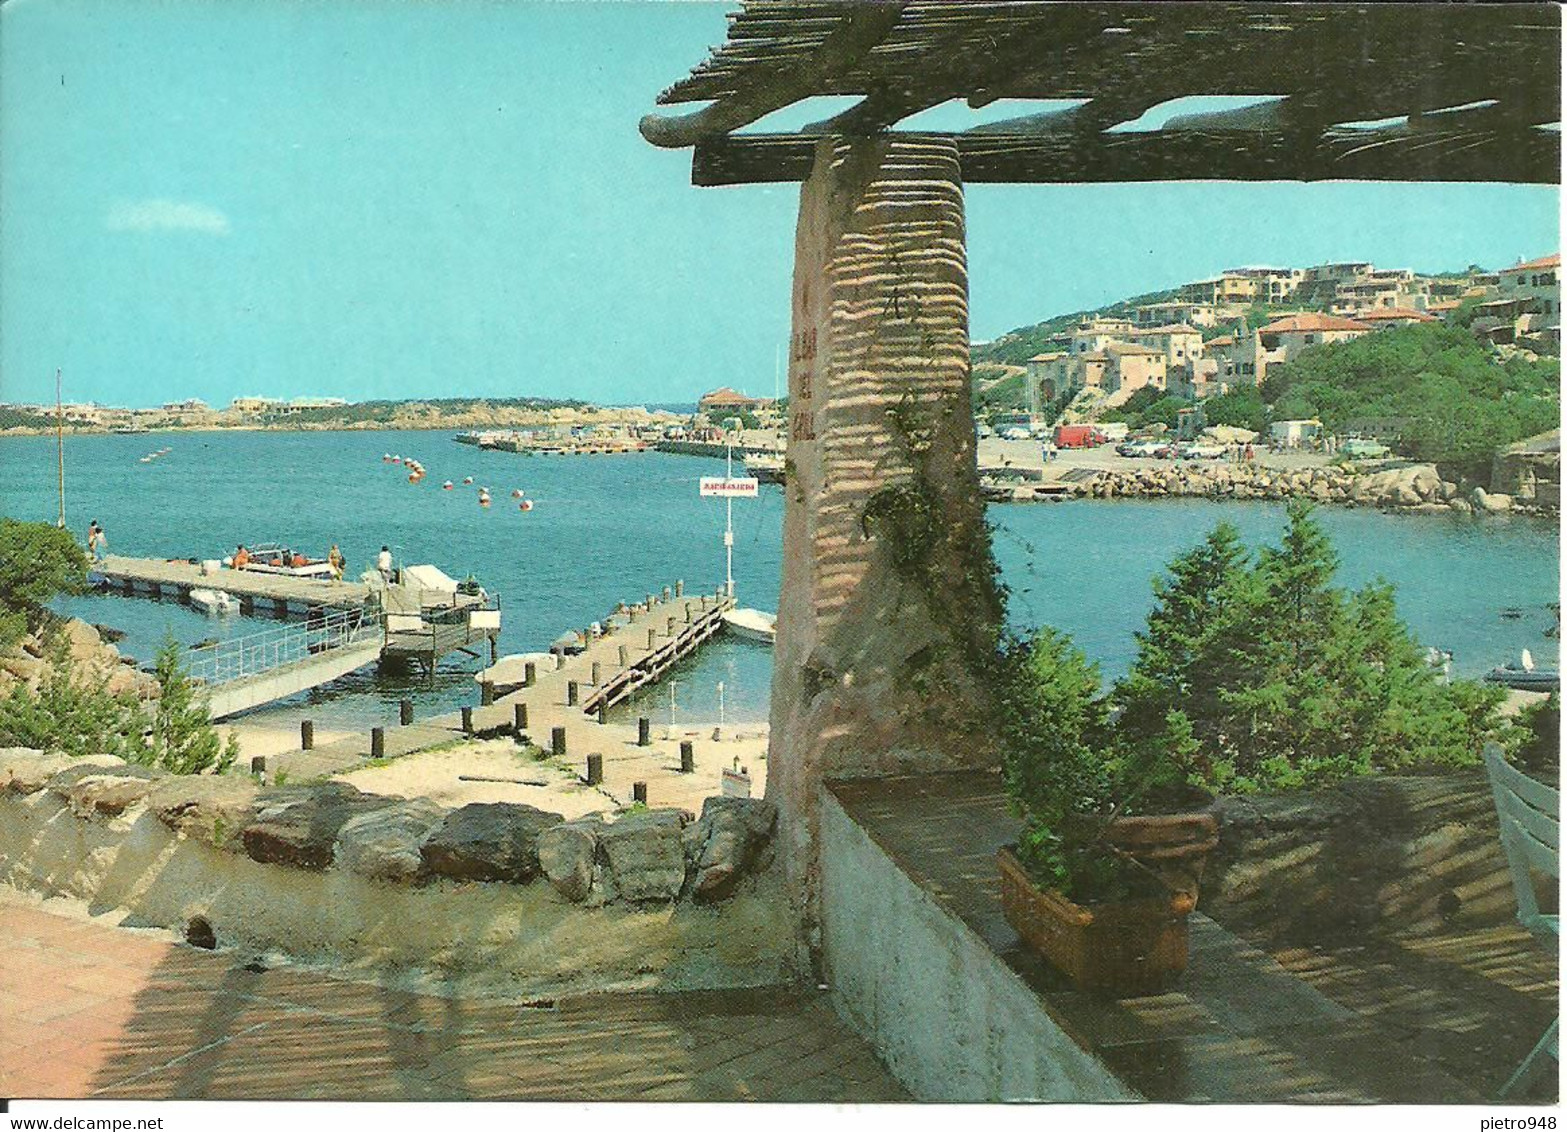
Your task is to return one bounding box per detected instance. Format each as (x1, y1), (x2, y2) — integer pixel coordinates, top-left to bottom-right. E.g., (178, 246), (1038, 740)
(328, 544), (346, 581)
(233, 545), (250, 570)
(87, 521), (104, 562)
(377, 545), (393, 582)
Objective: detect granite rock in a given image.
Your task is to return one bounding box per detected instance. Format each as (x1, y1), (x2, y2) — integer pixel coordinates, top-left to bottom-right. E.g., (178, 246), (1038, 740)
(421, 801), (564, 883)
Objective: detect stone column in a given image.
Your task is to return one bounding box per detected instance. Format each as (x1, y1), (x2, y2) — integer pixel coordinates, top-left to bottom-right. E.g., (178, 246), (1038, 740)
(767, 136), (1003, 959)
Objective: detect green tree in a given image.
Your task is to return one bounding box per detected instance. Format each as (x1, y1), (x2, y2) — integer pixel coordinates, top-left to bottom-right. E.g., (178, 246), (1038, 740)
(144, 635), (238, 775)
(0, 639), (148, 761)
(1202, 386), (1267, 433)
(0, 519), (88, 648)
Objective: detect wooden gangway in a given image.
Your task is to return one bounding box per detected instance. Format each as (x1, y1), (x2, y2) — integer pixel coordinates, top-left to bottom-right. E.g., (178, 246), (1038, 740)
(262, 583), (737, 786)
(96, 555), (370, 617)
(188, 608), (386, 721)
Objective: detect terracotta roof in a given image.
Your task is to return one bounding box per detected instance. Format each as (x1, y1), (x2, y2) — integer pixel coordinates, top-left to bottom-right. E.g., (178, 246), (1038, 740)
(1354, 308), (1439, 322)
(1427, 300), (1463, 312)
(1206, 335), (1237, 347)
(1104, 341), (1164, 357)
(1027, 352), (1066, 362)
(1259, 313), (1373, 334)
(700, 387), (762, 405)
(1503, 253), (1561, 273)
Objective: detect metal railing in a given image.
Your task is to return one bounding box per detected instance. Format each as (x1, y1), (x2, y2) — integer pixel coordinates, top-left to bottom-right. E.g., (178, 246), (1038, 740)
(187, 606), (381, 686)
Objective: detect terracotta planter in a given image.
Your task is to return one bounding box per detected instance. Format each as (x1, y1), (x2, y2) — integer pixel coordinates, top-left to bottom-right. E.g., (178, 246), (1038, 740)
(1104, 800), (1220, 903)
(997, 845), (1196, 996)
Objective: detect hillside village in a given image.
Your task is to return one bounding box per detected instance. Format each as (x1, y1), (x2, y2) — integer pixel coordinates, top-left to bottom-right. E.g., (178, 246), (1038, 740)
(998, 254), (1560, 425)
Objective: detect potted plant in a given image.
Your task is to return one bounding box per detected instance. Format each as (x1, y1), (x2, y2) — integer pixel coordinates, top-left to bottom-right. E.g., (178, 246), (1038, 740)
(996, 628), (1203, 996)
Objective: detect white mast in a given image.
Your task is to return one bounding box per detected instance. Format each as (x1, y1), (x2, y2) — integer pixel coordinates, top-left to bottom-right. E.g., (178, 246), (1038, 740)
(55, 368), (66, 528)
(724, 436), (735, 599)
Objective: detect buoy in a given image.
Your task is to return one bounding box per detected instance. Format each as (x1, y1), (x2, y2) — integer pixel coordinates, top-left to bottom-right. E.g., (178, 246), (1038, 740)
(392, 456), (402, 465)
(463, 476), (473, 485)
(442, 480), (454, 490)
(520, 499), (534, 512)
(409, 473), (421, 483)
(511, 489), (523, 498)
(383, 453), (392, 462)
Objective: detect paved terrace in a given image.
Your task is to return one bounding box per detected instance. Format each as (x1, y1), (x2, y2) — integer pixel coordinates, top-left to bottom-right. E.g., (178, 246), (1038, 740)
(828, 771), (1559, 1104)
(1, 899), (906, 1102)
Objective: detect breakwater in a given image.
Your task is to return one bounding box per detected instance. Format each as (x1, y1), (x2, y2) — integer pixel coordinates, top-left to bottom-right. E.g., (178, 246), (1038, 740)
(988, 461), (1557, 517)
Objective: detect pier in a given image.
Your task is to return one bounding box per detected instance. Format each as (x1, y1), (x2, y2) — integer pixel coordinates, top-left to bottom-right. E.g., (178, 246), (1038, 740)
(259, 583), (740, 804)
(96, 555), (369, 617)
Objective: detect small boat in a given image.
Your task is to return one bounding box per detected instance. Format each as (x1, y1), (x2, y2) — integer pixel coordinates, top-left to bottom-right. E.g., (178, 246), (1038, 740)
(723, 607), (777, 645)
(189, 588), (239, 616)
(1484, 649), (1561, 692)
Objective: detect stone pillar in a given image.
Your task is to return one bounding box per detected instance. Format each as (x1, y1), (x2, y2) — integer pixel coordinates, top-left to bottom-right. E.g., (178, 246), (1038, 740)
(767, 137), (1002, 958)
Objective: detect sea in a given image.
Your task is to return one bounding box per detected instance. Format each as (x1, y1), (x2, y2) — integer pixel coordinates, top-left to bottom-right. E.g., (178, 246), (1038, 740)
(1, 429), (1559, 733)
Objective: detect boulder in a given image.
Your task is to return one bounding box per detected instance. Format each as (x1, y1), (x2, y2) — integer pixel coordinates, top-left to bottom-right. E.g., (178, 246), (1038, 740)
(61, 619), (102, 661)
(334, 798), (447, 882)
(688, 796), (779, 902)
(600, 809), (688, 903)
(0, 748), (75, 794)
(149, 776), (263, 850)
(242, 782), (387, 870)
(538, 817), (603, 902)
(0, 655), (46, 685)
(67, 774), (156, 818)
(421, 801), (565, 883)
(47, 758), (152, 799)
(1477, 490), (1514, 514)
(1449, 499), (1473, 515)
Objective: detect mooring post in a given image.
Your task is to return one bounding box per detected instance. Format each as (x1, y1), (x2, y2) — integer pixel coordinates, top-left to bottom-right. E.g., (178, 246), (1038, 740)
(646, 592), (655, 610)
(666, 616), (676, 636)
(251, 755), (267, 779)
(685, 606), (693, 624)
(555, 653), (566, 670)
(597, 704), (607, 725)
(371, 727), (385, 759)
(618, 645), (629, 667)
(567, 680), (580, 706)
(591, 661), (601, 685)
(552, 726), (567, 756)
(300, 720), (314, 750)
(633, 781), (648, 804)
(646, 628), (657, 650)
(514, 702), (528, 733)
(662, 586), (671, 602)
(524, 661), (536, 687)
(675, 579), (684, 597)
(638, 717), (651, 747)
(586, 754), (603, 785)
(680, 741), (694, 773)
(461, 707), (473, 734)
(481, 680), (495, 707)
(399, 699), (414, 726)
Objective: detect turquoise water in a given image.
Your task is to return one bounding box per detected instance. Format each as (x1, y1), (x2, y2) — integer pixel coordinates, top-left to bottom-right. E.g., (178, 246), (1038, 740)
(1, 429), (1558, 730)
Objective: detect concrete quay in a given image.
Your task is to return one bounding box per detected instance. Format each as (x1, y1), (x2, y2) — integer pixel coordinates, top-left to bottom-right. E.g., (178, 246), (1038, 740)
(96, 554), (370, 616)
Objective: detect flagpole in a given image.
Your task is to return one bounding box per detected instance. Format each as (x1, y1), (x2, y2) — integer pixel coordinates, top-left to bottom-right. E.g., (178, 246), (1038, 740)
(55, 367), (66, 528)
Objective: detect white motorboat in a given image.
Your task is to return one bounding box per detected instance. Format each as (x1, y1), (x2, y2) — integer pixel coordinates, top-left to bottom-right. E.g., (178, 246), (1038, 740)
(723, 607), (777, 645)
(189, 587), (238, 616)
(1484, 648), (1561, 692)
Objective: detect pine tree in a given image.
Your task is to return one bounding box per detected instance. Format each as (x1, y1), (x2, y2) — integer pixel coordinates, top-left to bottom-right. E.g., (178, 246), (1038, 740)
(144, 634), (236, 775)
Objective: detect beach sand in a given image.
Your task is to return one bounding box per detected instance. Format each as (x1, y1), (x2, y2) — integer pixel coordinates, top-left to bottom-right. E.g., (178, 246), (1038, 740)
(227, 722), (356, 763)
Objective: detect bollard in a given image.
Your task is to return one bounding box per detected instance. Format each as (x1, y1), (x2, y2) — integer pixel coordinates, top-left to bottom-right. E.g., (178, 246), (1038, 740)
(461, 707), (474, 735)
(567, 681), (580, 706)
(638, 717), (651, 747)
(371, 727), (385, 758)
(481, 680), (495, 707)
(618, 645), (629, 667)
(685, 606), (692, 624)
(647, 629), (657, 650)
(680, 741), (694, 773)
(667, 616), (675, 636)
(597, 705), (607, 725)
(646, 593), (655, 610)
(514, 702), (528, 733)
(675, 580), (684, 597)
(251, 755), (268, 778)
(633, 781), (648, 805)
(591, 661), (601, 685)
(552, 726), (567, 757)
(524, 661), (536, 687)
(586, 753), (603, 785)
(300, 720), (314, 750)
(662, 586), (671, 602)
(399, 699), (414, 726)
(555, 654), (566, 670)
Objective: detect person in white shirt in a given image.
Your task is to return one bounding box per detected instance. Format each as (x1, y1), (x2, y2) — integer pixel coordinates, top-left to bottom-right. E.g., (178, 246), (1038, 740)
(377, 545), (393, 582)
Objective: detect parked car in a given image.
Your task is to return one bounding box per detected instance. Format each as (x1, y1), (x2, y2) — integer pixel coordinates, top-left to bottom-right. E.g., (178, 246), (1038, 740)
(1177, 441), (1227, 460)
(1116, 439), (1166, 458)
(1340, 437), (1391, 459)
(1001, 427), (1033, 440)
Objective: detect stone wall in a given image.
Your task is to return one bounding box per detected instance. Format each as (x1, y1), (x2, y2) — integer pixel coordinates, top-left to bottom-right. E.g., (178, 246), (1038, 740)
(1203, 770), (1519, 945)
(0, 750), (790, 995)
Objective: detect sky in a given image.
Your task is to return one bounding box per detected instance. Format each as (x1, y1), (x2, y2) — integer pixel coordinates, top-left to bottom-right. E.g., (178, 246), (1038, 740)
(0, 0), (1559, 410)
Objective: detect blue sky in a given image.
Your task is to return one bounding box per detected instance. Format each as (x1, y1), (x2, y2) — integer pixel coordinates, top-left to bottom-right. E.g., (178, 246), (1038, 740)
(1, 0), (1558, 409)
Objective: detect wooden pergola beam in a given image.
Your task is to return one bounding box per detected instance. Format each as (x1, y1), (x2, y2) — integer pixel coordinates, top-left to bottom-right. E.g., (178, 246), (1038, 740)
(692, 125), (1561, 186)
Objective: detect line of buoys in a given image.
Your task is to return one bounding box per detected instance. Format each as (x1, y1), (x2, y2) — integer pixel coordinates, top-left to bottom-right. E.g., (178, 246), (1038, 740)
(380, 455), (531, 510)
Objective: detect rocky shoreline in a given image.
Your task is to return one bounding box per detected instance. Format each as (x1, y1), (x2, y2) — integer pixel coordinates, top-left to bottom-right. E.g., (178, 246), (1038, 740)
(0, 616), (160, 700)
(988, 460), (1556, 517)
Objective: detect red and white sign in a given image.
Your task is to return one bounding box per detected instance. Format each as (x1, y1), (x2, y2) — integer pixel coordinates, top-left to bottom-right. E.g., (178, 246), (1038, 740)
(699, 477), (759, 498)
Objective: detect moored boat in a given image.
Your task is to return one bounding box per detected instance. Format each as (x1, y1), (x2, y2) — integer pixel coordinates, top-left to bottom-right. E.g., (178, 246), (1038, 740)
(1483, 649), (1561, 692)
(723, 607), (777, 645)
(189, 587), (239, 616)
